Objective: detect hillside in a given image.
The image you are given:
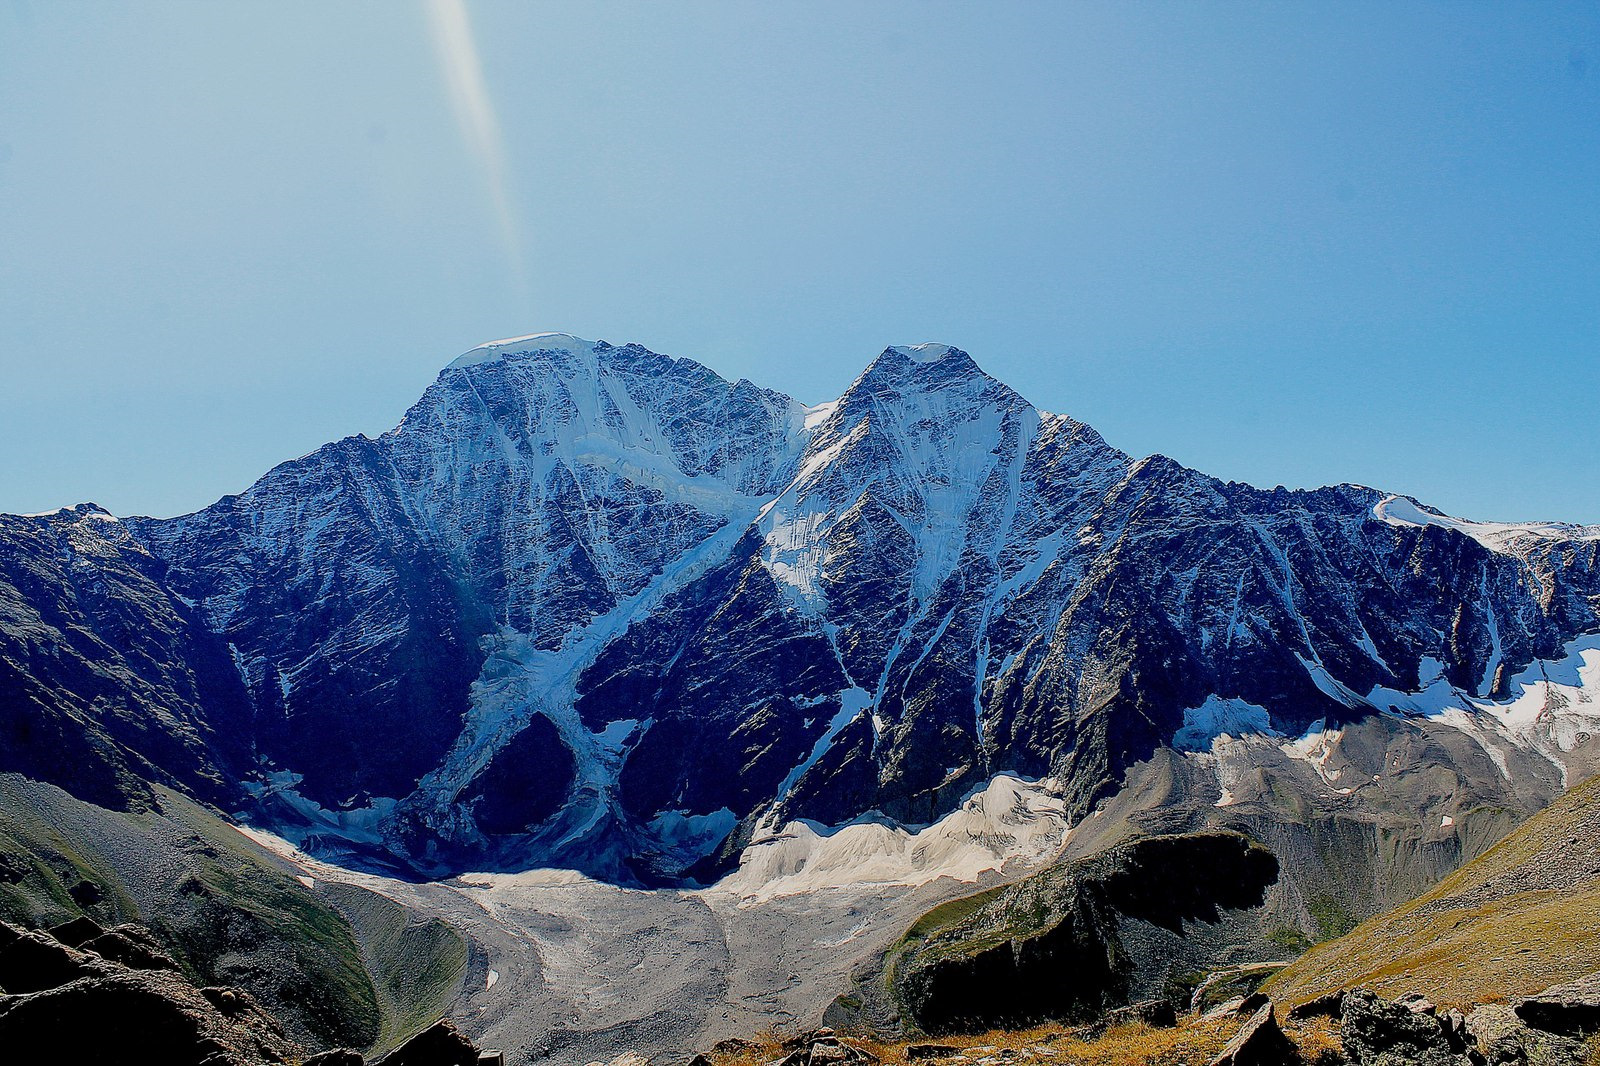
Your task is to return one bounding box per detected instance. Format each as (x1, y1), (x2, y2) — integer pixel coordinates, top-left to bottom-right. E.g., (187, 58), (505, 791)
(1266, 771), (1600, 1010)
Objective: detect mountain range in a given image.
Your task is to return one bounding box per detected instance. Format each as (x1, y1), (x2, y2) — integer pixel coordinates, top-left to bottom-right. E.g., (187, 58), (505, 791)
(4, 332), (1598, 901)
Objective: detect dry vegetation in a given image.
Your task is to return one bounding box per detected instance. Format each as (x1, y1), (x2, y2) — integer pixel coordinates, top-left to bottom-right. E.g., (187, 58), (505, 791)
(713, 1015), (1344, 1066)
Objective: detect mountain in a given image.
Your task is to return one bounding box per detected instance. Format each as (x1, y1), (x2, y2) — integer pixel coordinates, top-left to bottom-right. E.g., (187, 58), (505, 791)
(4, 332), (1599, 899)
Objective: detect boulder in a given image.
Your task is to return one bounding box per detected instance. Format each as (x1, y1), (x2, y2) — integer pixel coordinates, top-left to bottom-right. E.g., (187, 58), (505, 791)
(1467, 1003), (1588, 1066)
(82, 926), (181, 971)
(1102, 998), (1178, 1030)
(810, 1046), (848, 1066)
(377, 1019), (482, 1066)
(0, 928), (105, 994)
(1515, 971), (1600, 1035)
(1208, 1002), (1296, 1066)
(1340, 989), (1459, 1066)
(45, 914), (105, 948)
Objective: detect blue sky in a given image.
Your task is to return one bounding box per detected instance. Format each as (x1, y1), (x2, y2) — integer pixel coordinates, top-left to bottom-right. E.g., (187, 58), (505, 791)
(1, 1), (1596, 522)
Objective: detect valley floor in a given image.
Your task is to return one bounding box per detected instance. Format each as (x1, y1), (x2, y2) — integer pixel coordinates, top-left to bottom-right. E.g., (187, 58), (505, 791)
(239, 829), (1006, 1066)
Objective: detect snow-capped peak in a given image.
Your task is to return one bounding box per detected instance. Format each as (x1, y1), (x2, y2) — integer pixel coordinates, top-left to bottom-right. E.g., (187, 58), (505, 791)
(1373, 494), (1600, 554)
(888, 342), (963, 364)
(447, 331), (598, 369)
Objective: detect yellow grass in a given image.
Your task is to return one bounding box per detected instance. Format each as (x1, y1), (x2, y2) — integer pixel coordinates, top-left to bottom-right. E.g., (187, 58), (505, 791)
(1266, 773), (1600, 1012)
(712, 1015), (1341, 1066)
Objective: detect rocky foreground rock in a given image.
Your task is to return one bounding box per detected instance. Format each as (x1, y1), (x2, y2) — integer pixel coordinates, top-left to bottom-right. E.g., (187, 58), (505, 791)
(0, 917), (498, 1066)
(1339, 984), (1598, 1066)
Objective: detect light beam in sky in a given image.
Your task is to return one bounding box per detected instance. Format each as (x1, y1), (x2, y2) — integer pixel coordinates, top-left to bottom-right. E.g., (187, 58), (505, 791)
(423, 0), (527, 295)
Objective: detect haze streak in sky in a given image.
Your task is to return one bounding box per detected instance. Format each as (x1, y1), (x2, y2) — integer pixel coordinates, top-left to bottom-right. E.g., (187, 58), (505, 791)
(424, 0), (527, 292)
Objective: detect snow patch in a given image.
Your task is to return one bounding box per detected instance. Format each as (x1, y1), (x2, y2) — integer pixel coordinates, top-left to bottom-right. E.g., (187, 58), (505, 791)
(716, 774), (1068, 902)
(447, 332), (596, 369)
(888, 342), (960, 364)
(1374, 495), (1600, 554)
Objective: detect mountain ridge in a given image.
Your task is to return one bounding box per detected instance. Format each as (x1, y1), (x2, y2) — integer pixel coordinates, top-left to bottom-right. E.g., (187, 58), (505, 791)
(3, 333), (1597, 898)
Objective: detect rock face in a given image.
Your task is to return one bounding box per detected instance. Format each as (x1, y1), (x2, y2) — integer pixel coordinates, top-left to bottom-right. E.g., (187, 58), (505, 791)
(3, 333), (1599, 885)
(872, 831), (1278, 1034)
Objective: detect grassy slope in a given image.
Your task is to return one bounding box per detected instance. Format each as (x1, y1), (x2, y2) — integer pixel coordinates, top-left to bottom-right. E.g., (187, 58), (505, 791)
(320, 881), (469, 1056)
(1266, 772), (1600, 1011)
(0, 774), (445, 1050)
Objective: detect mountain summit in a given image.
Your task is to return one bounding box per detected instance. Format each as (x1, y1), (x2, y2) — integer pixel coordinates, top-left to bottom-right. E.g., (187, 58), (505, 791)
(2, 334), (1597, 894)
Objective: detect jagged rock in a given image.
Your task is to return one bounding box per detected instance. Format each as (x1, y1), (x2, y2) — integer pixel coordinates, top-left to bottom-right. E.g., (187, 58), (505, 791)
(1209, 1002), (1296, 1066)
(377, 1019), (483, 1066)
(1287, 992), (1344, 1022)
(45, 914), (105, 948)
(1515, 971), (1600, 1035)
(0, 967), (299, 1065)
(1467, 1003), (1588, 1066)
(1102, 998), (1179, 1030)
(0, 928), (106, 994)
(1341, 989), (1460, 1066)
(686, 1056), (713, 1066)
(906, 1045), (963, 1060)
(810, 1046), (847, 1066)
(784, 1028), (839, 1050)
(603, 1055), (652, 1066)
(305, 1051), (367, 1066)
(83, 925), (181, 971)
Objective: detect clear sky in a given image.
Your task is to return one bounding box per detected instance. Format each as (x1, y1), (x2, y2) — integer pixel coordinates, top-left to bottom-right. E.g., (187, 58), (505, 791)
(1, 1), (1596, 522)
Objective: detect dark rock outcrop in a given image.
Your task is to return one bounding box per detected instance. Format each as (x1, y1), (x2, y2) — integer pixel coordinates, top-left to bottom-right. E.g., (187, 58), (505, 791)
(1209, 1002), (1297, 1066)
(1340, 989), (1460, 1066)
(886, 831), (1279, 1034)
(376, 1018), (482, 1066)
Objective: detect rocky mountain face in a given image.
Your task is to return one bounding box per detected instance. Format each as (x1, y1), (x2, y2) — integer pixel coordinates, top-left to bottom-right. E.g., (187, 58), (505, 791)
(3, 332), (1599, 887)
